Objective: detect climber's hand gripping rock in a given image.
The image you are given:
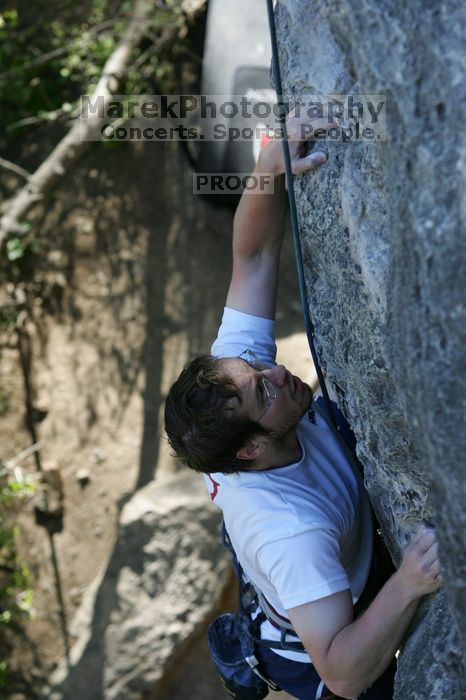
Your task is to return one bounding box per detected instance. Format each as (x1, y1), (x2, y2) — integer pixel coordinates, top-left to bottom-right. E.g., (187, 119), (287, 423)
(397, 525), (442, 598)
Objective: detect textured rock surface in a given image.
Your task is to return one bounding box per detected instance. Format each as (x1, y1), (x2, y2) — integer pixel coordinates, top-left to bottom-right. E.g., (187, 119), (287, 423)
(45, 472), (229, 700)
(274, 0), (466, 697)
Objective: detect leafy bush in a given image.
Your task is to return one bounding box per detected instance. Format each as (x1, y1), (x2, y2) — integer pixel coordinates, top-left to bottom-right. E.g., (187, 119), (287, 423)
(0, 466), (36, 689)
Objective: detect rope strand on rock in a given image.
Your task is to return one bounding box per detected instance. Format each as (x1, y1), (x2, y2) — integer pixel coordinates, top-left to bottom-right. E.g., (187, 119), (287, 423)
(265, 0), (338, 429)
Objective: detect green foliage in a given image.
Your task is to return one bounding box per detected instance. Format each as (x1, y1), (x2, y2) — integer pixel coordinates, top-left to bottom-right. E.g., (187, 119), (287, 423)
(0, 660), (7, 689)
(6, 236), (28, 262)
(0, 0), (198, 134)
(0, 3), (121, 128)
(5, 226), (34, 263)
(0, 466), (36, 688)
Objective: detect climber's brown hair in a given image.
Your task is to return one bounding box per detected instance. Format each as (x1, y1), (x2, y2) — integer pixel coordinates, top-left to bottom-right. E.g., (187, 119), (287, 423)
(164, 355), (267, 474)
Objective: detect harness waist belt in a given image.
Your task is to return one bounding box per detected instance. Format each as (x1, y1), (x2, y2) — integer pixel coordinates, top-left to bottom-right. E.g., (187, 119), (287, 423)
(256, 590), (300, 637)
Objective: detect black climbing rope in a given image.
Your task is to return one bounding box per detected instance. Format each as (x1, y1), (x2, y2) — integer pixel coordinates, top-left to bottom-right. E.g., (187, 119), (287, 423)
(265, 0), (338, 429)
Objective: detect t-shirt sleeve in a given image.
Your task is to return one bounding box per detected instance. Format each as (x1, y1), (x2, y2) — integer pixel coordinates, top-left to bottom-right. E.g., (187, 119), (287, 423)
(257, 528), (351, 610)
(211, 306), (277, 365)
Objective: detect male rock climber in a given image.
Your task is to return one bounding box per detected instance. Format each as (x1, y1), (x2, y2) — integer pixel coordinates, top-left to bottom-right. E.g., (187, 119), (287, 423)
(164, 110), (442, 700)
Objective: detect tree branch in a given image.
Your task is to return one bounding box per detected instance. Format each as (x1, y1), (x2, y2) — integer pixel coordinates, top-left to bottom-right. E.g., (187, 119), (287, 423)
(0, 157), (31, 181)
(3, 441), (42, 472)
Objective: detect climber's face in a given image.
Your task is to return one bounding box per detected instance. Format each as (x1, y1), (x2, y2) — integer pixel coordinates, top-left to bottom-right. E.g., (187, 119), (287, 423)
(221, 354), (313, 440)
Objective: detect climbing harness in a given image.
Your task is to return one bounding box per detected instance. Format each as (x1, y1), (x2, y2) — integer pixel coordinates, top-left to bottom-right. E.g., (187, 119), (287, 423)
(207, 521), (288, 700)
(208, 522), (338, 700)
(265, 0), (338, 430)
(221, 521), (306, 654)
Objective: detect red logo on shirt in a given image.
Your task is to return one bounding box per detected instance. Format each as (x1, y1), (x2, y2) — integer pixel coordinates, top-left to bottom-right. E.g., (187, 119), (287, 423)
(207, 475), (220, 501)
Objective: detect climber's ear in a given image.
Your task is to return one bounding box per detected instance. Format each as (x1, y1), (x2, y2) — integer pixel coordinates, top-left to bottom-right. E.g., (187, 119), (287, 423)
(236, 439), (266, 463)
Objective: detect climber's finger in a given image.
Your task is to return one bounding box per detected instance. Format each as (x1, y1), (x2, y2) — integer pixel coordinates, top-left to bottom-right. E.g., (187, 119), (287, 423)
(291, 151), (327, 176)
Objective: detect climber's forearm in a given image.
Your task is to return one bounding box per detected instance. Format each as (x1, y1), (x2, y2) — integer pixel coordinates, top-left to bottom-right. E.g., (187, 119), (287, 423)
(225, 113), (327, 317)
(230, 110), (328, 262)
(231, 147), (287, 262)
(290, 527), (441, 699)
(225, 148), (287, 319)
(321, 527), (441, 697)
(226, 177), (285, 315)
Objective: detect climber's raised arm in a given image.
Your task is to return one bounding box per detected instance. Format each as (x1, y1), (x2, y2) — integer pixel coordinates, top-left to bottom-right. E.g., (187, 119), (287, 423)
(225, 111), (329, 320)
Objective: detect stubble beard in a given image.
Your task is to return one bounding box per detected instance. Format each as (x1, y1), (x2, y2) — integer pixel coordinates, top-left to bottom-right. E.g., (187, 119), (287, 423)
(268, 382), (313, 442)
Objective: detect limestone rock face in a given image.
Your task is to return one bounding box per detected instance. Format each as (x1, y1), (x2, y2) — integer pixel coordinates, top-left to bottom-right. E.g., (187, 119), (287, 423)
(46, 473), (228, 700)
(274, 1), (466, 697)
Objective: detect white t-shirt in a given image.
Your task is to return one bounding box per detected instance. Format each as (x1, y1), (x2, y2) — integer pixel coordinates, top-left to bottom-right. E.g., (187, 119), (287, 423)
(205, 307), (373, 662)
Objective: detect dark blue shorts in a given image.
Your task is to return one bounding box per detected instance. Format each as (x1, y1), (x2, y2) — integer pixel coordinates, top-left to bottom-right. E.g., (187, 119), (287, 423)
(255, 645), (396, 699)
